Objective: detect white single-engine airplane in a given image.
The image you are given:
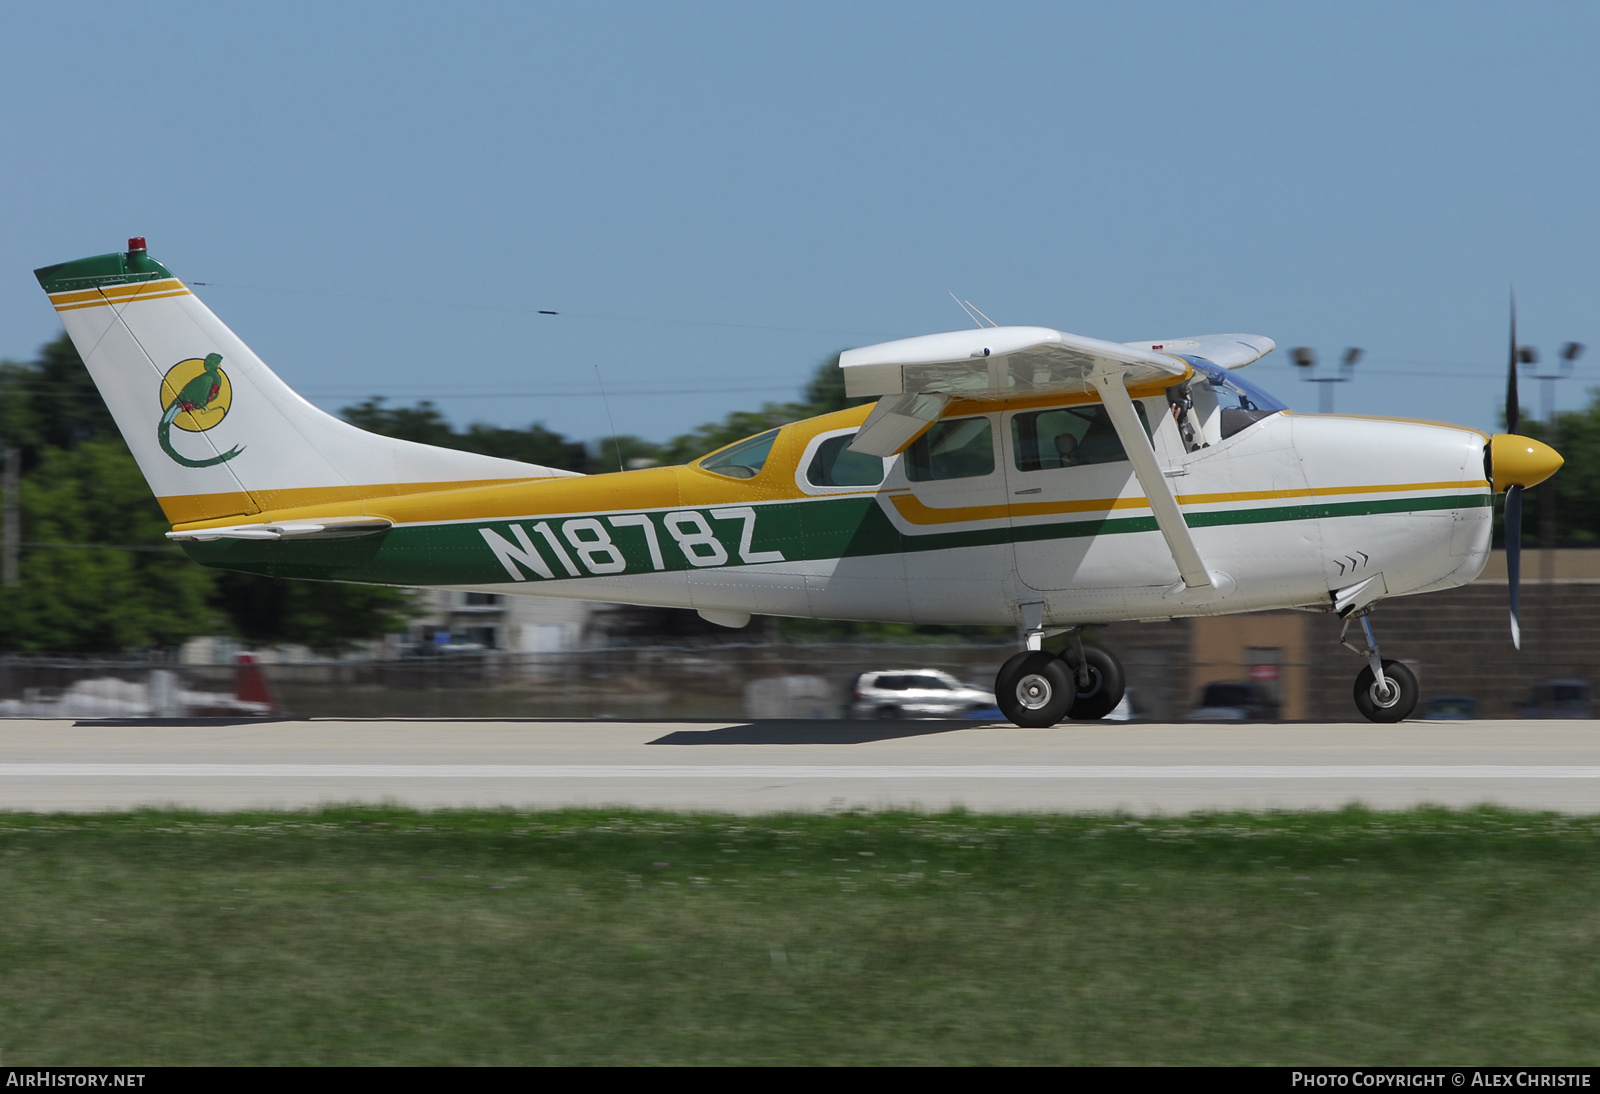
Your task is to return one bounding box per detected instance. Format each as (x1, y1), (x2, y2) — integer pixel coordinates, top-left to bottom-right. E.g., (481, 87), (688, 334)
(35, 239), (1563, 725)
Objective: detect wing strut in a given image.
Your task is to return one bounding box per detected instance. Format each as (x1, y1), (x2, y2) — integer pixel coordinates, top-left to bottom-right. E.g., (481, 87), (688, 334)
(1091, 372), (1212, 590)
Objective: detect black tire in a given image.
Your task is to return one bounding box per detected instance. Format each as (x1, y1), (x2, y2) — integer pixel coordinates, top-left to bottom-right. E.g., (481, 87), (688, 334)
(996, 651), (1075, 728)
(1353, 659), (1418, 723)
(875, 705), (900, 721)
(1066, 645), (1127, 721)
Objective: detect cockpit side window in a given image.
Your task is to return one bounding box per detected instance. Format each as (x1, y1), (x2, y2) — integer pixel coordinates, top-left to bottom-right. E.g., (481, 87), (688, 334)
(906, 417), (995, 482)
(1012, 403), (1151, 472)
(699, 429), (779, 479)
(806, 433), (886, 487)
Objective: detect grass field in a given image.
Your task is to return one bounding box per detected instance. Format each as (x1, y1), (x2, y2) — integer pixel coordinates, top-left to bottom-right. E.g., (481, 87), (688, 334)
(2, 806), (1600, 1065)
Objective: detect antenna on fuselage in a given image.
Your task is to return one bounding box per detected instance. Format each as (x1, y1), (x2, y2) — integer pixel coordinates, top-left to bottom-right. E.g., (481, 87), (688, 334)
(592, 361), (625, 474)
(947, 292), (998, 329)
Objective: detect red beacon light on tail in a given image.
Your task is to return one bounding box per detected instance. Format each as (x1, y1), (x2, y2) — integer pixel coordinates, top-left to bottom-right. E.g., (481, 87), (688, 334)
(127, 237), (146, 253)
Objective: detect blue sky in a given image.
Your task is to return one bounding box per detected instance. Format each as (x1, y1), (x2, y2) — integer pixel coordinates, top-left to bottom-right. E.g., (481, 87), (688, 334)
(2, 2), (1596, 445)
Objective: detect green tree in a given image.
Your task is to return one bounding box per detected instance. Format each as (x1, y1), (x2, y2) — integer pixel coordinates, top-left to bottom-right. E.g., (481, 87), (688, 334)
(341, 355), (863, 471)
(660, 355), (867, 463)
(0, 332), (120, 471)
(341, 398), (458, 446)
(342, 397), (588, 471)
(0, 336), (419, 653)
(211, 571), (419, 652)
(0, 440), (217, 652)
(1520, 393), (1600, 545)
(587, 434), (668, 473)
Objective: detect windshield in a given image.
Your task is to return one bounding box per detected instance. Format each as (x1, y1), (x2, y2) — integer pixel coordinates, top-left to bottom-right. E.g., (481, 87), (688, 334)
(1169, 357), (1289, 445)
(1185, 358), (1288, 414)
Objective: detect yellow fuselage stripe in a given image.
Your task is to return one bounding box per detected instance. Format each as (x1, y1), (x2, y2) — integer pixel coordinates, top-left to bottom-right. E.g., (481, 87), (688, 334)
(889, 479), (1490, 526)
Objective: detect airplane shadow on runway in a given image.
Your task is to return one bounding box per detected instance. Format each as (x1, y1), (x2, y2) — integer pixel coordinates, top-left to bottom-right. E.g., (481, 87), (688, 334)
(650, 720), (988, 745)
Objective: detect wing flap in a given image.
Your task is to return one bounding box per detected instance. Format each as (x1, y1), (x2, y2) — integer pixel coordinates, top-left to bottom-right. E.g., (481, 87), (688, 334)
(847, 392), (950, 457)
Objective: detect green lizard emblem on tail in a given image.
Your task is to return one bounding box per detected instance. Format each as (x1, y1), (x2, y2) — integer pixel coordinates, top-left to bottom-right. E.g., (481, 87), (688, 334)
(158, 353), (245, 468)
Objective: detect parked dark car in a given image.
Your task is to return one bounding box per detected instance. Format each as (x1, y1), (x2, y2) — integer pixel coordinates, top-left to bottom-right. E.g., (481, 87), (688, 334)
(1519, 680), (1593, 719)
(1188, 681), (1282, 721)
(1421, 695), (1478, 720)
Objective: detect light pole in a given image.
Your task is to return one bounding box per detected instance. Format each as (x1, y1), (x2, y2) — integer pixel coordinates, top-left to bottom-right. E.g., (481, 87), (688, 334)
(1520, 341), (1584, 426)
(1292, 346), (1363, 413)
(0, 381), (16, 588)
(1520, 342), (1584, 594)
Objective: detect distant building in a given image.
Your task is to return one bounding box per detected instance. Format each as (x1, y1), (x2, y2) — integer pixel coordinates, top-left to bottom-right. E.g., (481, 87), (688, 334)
(409, 589), (593, 653)
(1101, 549), (1600, 721)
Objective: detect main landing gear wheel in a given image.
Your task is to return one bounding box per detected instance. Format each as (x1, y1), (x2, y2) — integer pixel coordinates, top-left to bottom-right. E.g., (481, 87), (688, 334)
(1067, 646), (1126, 721)
(1353, 659), (1418, 723)
(996, 651), (1075, 728)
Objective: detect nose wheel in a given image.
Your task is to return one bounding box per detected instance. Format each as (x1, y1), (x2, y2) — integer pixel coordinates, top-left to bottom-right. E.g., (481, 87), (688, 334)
(1353, 659), (1418, 723)
(1341, 612), (1419, 723)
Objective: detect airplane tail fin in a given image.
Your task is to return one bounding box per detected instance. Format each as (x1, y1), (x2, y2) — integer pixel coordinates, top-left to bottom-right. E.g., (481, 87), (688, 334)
(34, 239), (577, 527)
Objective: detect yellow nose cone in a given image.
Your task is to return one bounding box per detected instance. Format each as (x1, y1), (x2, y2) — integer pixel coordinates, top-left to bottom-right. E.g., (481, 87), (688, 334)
(1490, 433), (1564, 491)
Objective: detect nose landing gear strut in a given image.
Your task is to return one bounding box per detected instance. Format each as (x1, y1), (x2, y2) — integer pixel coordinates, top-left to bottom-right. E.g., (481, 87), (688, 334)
(1341, 610), (1419, 723)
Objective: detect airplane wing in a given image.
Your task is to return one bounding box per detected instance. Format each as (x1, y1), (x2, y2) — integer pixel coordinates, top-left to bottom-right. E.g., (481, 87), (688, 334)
(840, 324), (1231, 593)
(841, 326), (1188, 405)
(842, 326), (1188, 458)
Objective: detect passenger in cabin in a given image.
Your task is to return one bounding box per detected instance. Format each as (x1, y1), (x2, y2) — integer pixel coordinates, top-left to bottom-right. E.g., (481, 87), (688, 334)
(1055, 433), (1080, 467)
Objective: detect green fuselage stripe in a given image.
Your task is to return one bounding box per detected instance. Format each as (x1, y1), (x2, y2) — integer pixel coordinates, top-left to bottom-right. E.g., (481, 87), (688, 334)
(180, 491), (1489, 586)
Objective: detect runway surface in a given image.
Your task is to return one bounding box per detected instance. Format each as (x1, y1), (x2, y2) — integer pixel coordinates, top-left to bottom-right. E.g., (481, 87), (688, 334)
(3, 717), (1600, 814)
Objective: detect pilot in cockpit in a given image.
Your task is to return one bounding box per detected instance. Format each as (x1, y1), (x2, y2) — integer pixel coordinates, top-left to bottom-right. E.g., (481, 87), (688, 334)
(1168, 360), (1289, 453)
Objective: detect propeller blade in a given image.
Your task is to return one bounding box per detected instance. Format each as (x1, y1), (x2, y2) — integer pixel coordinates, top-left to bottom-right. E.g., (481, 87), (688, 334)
(1506, 294), (1520, 436)
(1506, 482), (1522, 649)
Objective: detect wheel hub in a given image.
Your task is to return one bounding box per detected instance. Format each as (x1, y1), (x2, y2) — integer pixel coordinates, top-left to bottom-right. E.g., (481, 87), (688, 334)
(1016, 674), (1054, 710)
(1075, 666), (1101, 698)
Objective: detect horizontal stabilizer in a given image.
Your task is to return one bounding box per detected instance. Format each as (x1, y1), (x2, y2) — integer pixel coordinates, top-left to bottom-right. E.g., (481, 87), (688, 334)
(167, 517), (393, 542)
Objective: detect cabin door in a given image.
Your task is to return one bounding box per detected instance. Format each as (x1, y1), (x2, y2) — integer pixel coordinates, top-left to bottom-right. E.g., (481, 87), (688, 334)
(1003, 398), (1173, 592)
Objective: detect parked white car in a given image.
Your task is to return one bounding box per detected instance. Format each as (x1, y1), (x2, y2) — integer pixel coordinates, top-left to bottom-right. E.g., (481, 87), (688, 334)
(849, 669), (995, 720)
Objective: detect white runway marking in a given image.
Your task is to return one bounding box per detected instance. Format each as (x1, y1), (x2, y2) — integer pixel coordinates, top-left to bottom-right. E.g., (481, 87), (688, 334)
(4, 764), (1600, 780)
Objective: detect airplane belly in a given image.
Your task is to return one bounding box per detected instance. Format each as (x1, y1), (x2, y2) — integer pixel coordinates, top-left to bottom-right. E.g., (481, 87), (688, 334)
(904, 542), (1017, 625)
(803, 553), (916, 623)
(685, 562), (815, 617)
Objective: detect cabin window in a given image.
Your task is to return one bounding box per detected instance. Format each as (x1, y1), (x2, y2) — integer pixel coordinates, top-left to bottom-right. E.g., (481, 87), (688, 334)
(906, 417), (995, 482)
(806, 433), (885, 487)
(1011, 403), (1151, 472)
(700, 429), (779, 479)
